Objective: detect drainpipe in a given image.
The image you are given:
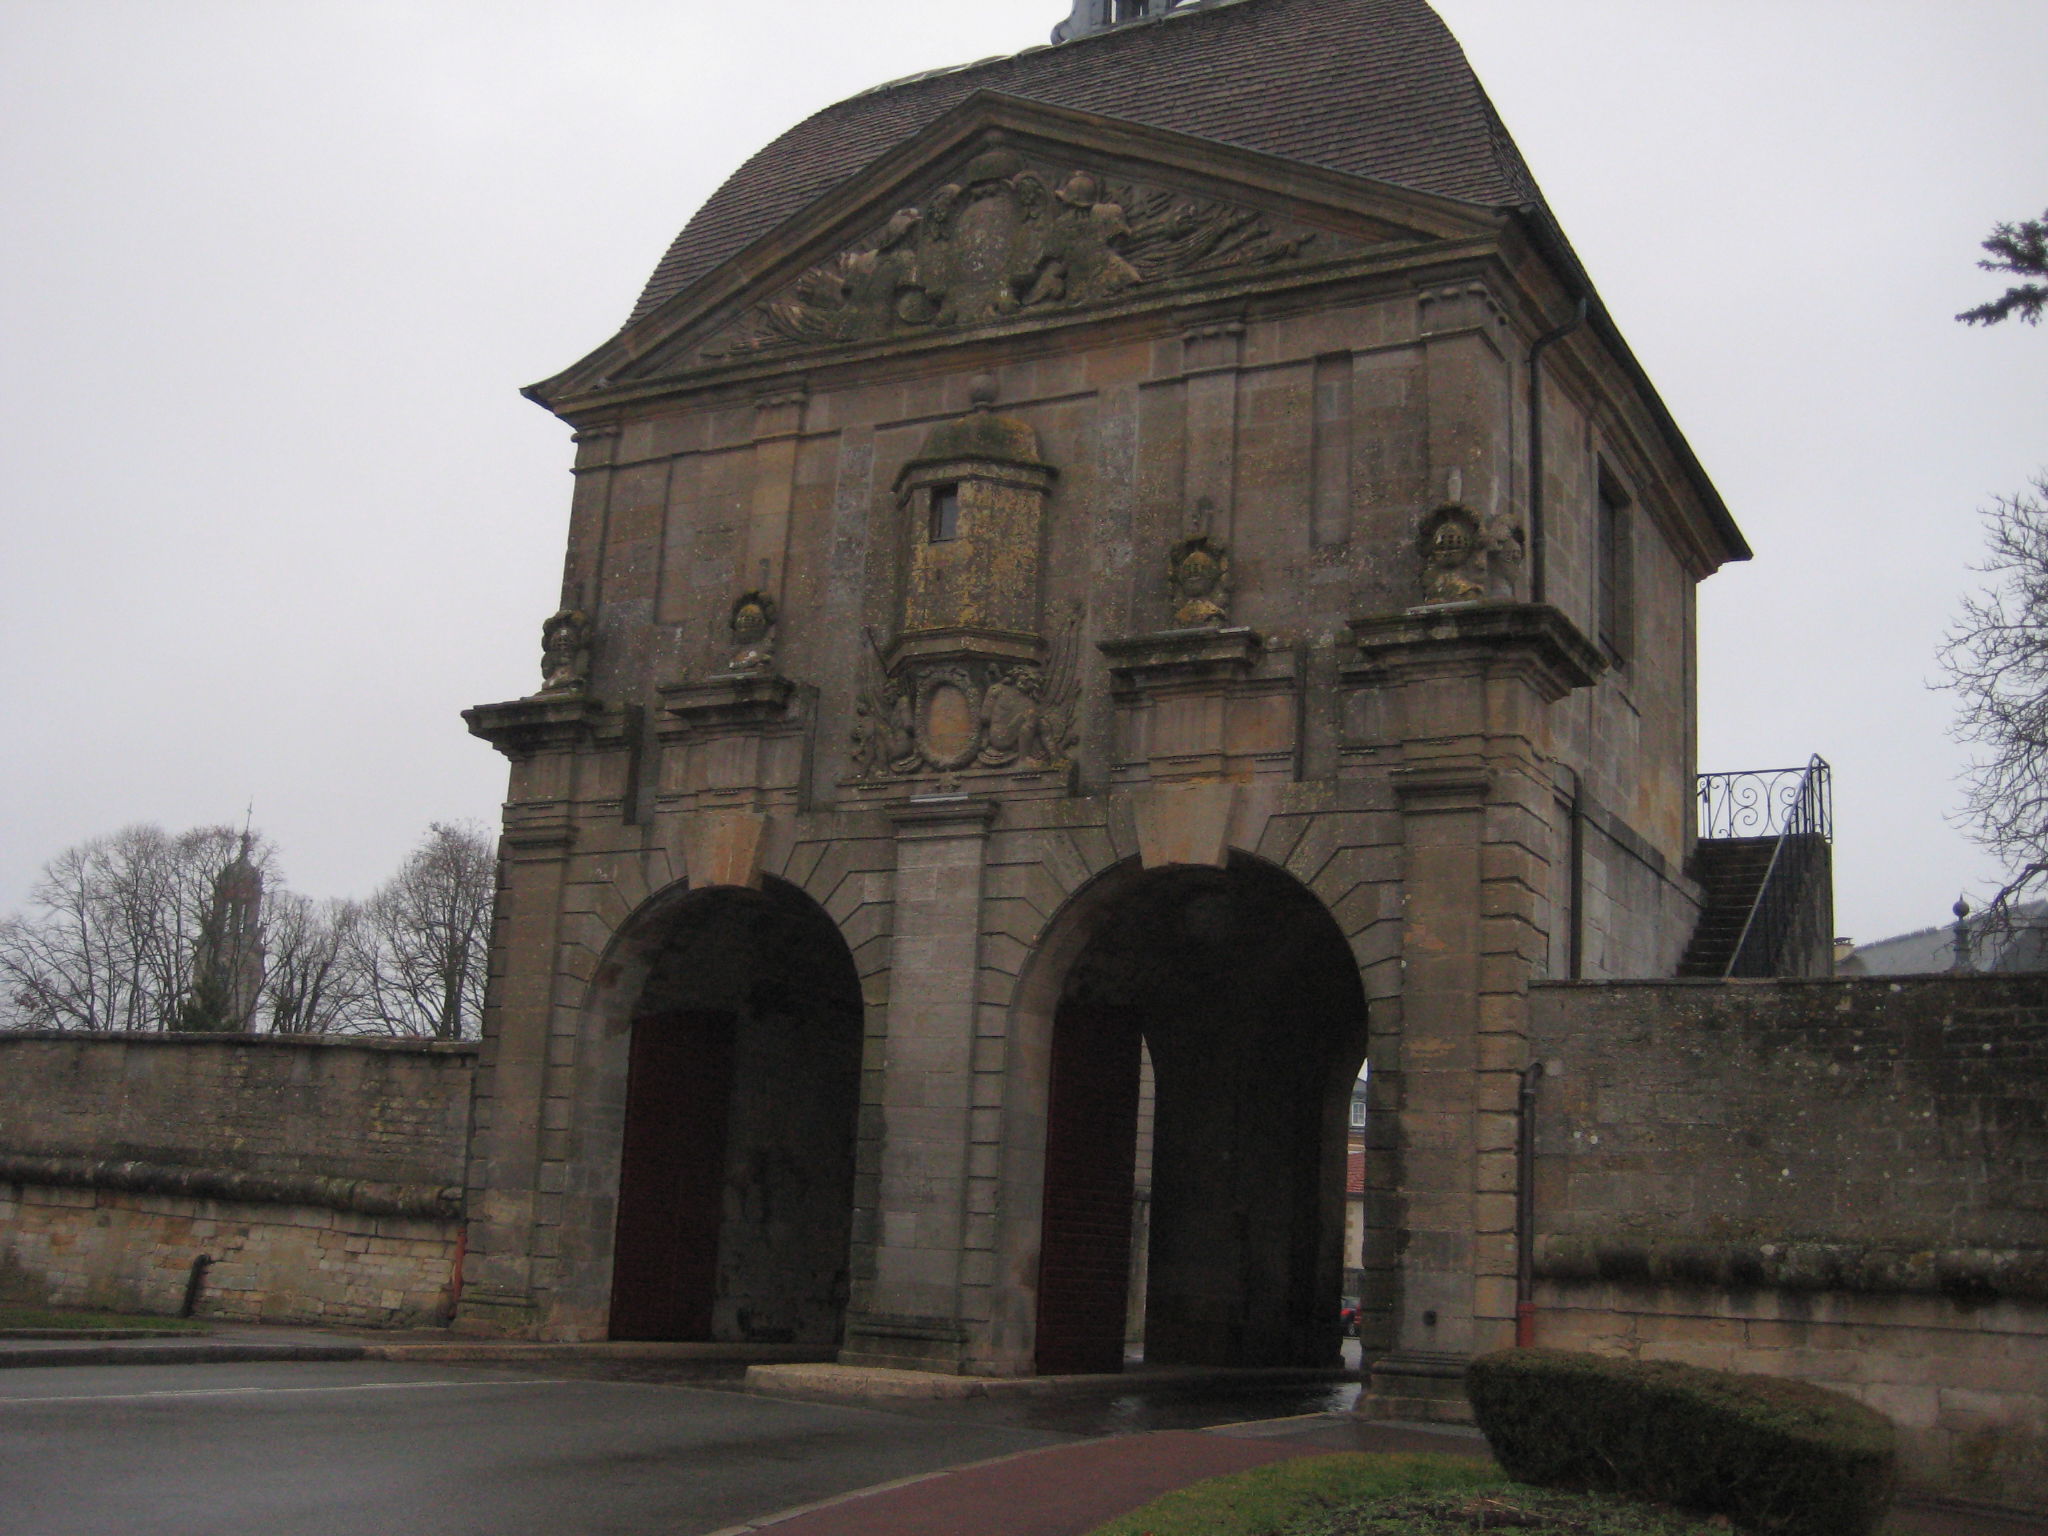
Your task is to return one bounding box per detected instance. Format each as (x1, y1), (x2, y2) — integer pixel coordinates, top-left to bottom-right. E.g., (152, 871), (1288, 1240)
(1514, 1061), (1546, 1346)
(1567, 768), (1585, 981)
(1527, 298), (1590, 605)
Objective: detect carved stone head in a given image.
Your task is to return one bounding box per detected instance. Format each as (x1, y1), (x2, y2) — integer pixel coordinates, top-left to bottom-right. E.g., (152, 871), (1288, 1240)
(538, 608), (591, 694)
(1168, 535), (1231, 627)
(726, 591), (778, 672)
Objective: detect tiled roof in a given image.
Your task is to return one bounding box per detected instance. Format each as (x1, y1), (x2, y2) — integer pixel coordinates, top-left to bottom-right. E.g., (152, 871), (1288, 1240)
(1347, 1147), (1367, 1197)
(627, 0), (1543, 324)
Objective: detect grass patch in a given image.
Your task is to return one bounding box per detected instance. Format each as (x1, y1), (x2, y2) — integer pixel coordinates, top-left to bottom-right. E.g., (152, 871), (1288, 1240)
(0, 1304), (207, 1333)
(1298, 1484), (1728, 1536)
(1088, 1452), (1503, 1536)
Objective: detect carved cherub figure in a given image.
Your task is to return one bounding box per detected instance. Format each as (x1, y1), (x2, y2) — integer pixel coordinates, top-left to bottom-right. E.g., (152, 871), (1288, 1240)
(725, 591), (777, 673)
(1419, 508), (1487, 605)
(537, 608), (591, 694)
(1168, 535), (1231, 627)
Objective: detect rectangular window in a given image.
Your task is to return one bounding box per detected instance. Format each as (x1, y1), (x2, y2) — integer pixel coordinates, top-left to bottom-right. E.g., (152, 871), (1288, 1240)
(928, 484), (960, 543)
(1348, 1099), (1367, 1130)
(1596, 474), (1633, 666)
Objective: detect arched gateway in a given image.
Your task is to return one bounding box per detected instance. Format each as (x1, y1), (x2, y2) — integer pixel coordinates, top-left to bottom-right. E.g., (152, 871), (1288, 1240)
(599, 879), (862, 1343)
(1034, 857), (1367, 1373)
(459, 0), (1745, 1422)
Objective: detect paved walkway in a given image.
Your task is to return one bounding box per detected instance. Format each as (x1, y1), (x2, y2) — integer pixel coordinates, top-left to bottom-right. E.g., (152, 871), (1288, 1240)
(701, 1417), (1491, 1536)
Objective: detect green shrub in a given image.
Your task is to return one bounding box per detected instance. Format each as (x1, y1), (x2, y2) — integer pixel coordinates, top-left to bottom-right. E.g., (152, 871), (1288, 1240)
(1465, 1348), (1897, 1536)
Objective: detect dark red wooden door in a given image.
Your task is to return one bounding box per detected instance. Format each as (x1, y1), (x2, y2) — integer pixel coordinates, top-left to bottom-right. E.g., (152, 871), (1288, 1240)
(609, 1008), (736, 1340)
(1035, 1004), (1142, 1375)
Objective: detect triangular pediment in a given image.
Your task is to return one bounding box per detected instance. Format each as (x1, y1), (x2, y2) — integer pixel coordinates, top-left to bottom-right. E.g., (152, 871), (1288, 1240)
(531, 93), (1508, 408)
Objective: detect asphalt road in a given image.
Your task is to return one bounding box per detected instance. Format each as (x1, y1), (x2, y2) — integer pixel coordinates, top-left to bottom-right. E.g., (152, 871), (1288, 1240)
(0, 1359), (1077, 1536)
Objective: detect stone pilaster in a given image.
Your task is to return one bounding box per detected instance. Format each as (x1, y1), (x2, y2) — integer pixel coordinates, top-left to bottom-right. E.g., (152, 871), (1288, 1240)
(1346, 602), (1599, 1417)
(840, 795), (998, 1371)
(455, 692), (604, 1334)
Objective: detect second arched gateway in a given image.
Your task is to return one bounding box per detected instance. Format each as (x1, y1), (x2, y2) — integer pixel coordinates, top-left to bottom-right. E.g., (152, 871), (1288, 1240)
(459, 0), (1747, 1415)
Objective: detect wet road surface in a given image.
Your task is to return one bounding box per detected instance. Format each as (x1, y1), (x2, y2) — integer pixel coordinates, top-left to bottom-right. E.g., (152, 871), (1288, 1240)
(0, 1358), (1076, 1536)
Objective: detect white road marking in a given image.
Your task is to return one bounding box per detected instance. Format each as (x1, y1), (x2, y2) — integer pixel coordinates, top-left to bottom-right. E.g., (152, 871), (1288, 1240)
(0, 1377), (559, 1406)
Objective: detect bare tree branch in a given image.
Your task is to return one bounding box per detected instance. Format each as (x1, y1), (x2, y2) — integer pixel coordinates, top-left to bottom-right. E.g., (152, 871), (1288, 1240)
(1938, 473), (2048, 917)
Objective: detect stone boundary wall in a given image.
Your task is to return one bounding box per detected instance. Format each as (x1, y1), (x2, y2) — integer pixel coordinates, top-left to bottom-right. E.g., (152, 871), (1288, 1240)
(1529, 975), (2048, 1511)
(0, 1033), (475, 1327)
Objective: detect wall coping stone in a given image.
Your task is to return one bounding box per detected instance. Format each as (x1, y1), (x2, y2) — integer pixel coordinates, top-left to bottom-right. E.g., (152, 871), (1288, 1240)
(0, 1150), (464, 1221)
(0, 1031), (478, 1056)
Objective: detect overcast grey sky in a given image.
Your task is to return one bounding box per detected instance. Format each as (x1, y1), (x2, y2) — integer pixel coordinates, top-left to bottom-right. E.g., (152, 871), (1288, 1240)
(2, 0), (2042, 944)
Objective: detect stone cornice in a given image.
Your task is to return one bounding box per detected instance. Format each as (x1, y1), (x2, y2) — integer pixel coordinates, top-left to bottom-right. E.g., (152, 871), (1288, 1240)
(657, 672), (797, 732)
(1345, 601), (1603, 703)
(463, 692), (608, 760)
(1099, 626), (1261, 691)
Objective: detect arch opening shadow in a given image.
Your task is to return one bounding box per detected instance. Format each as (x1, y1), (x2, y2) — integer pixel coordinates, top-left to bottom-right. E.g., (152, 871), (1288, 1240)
(1035, 856), (1368, 1373)
(609, 878), (863, 1343)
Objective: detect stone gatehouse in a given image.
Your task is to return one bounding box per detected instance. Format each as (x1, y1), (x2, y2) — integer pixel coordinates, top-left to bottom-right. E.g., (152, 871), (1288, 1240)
(457, 0), (1743, 1408)
(0, 0), (2039, 1508)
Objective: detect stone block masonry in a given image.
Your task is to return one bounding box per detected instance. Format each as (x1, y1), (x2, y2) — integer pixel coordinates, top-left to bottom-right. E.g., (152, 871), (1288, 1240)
(0, 1033), (475, 1327)
(1529, 975), (2048, 1510)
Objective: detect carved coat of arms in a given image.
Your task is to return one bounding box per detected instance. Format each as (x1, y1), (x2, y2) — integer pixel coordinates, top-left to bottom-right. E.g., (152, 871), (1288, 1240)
(849, 608), (1083, 781)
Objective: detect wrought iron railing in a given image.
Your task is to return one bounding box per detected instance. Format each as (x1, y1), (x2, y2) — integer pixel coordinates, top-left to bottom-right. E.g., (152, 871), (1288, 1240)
(1696, 759), (1833, 843)
(1697, 756), (1833, 978)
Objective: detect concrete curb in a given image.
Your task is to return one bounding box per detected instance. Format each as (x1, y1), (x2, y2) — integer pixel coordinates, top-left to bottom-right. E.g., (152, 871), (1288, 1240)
(0, 1328), (212, 1341)
(744, 1361), (1355, 1402)
(363, 1341), (834, 1366)
(0, 1335), (835, 1371)
(0, 1342), (367, 1369)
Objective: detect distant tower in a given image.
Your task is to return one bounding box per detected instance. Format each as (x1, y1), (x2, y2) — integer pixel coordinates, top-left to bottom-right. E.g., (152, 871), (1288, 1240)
(184, 834), (266, 1032)
(1053, 0), (1188, 43)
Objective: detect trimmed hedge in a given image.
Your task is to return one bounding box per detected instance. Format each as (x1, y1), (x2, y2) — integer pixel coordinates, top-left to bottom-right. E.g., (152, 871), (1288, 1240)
(1465, 1349), (1896, 1536)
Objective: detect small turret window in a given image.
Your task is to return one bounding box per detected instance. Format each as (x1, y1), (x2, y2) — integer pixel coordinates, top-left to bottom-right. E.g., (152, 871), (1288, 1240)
(929, 484), (960, 543)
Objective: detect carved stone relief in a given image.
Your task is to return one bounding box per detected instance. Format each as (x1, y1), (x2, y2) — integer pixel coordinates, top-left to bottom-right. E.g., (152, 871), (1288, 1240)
(1167, 534), (1231, 627)
(1417, 506), (1523, 605)
(849, 608), (1082, 780)
(701, 149), (1322, 360)
(723, 590), (778, 674)
(536, 608), (591, 694)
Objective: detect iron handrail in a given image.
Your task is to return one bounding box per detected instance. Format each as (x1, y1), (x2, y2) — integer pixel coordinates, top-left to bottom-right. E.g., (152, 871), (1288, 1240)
(1715, 755), (1831, 977)
(1696, 760), (1834, 842)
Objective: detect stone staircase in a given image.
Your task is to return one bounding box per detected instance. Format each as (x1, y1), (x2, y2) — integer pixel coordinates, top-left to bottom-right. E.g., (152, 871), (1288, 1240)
(1677, 837), (1779, 977)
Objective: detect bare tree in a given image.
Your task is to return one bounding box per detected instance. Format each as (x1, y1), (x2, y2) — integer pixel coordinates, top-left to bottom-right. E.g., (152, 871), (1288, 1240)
(263, 894), (363, 1036)
(0, 824), (274, 1032)
(1939, 474), (2048, 912)
(346, 822), (496, 1039)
